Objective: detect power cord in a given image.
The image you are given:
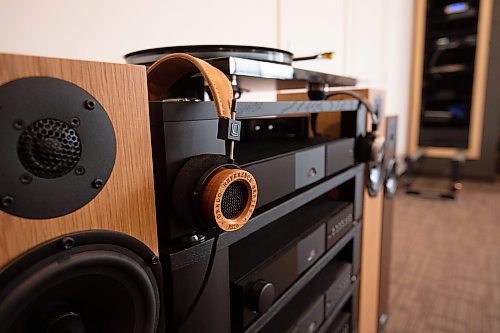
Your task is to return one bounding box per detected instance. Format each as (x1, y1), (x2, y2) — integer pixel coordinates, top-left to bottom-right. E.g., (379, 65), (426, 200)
(325, 90), (379, 131)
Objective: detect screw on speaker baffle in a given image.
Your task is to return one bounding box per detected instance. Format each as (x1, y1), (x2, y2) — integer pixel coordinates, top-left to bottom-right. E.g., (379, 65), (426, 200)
(151, 256), (160, 265)
(74, 166), (85, 176)
(1, 195), (14, 207)
(12, 119), (25, 130)
(70, 117), (81, 128)
(19, 174), (33, 185)
(84, 99), (96, 110)
(61, 237), (75, 249)
(92, 178), (104, 189)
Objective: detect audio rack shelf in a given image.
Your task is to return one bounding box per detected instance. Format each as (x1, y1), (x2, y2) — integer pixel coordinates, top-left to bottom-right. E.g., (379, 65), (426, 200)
(154, 96), (366, 333)
(149, 100), (360, 122)
(166, 163), (363, 270)
(256, 259), (359, 333)
(317, 281), (359, 333)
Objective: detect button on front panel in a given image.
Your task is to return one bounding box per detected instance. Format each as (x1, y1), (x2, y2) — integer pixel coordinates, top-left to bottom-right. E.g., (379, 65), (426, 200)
(295, 146), (325, 189)
(297, 224), (326, 275)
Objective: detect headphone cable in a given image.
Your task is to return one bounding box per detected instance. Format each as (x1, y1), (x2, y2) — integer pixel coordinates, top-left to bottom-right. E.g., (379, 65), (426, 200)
(175, 229), (221, 332)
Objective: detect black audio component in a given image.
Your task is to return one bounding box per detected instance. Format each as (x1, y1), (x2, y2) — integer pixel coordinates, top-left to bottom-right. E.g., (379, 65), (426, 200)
(240, 140), (326, 208)
(324, 263), (353, 318)
(290, 296), (325, 333)
(241, 116), (309, 140)
(149, 97), (357, 242)
(326, 138), (356, 176)
(326, 312), (351, 333)
(157, 101), (364, 332)
(237, 137), (355, 209)
(230, 195), (353, 330)
(260, 260), (354, 333)
(231, 221), (325, 329)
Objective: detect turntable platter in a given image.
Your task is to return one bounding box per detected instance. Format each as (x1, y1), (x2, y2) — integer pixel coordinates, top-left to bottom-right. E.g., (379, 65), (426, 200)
(125, 45), (294, 66)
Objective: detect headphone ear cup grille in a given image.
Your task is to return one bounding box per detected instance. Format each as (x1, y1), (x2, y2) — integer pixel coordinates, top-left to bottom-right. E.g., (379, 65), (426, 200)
(221, 181), (249, 219)
(201, 168), (258, 231)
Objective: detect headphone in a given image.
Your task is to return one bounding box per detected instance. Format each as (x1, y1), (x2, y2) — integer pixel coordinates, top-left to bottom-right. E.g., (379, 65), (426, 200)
(326, 91), (386, 197)
(147, 53), (258, 232)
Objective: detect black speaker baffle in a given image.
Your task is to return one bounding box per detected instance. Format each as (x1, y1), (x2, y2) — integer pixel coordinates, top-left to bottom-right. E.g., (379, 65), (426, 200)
(0, 77), (116, 219)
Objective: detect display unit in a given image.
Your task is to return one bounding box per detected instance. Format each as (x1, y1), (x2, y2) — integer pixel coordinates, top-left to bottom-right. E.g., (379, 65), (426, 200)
(408, 0), (499, 179)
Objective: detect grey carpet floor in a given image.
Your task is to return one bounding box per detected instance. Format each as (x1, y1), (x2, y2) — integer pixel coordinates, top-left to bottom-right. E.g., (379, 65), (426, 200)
(385, 178), (500, 333)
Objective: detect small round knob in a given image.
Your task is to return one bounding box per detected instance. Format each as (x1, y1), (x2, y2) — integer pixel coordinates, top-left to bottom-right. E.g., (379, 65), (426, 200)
(249, 280), (275, 314)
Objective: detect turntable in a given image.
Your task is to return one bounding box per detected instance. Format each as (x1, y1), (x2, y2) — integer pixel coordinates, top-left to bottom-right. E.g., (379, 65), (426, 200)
(125, 45), (357, 99)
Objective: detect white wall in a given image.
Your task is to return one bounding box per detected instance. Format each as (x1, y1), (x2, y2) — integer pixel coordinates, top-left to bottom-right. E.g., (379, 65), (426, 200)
(0, 0), (414, 160)
(279, 0), (347, 75)
(384, 0), (415, 161)
(279, 0), (414, 161)
(0, 0), (278, 63)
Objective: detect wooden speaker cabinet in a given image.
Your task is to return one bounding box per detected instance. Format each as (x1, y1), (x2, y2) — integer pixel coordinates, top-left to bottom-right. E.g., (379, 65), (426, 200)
(0, 53), (163, 332)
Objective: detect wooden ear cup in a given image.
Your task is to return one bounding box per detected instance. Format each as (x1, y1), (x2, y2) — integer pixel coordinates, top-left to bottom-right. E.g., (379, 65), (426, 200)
(172, 154), (230, 229)
(172, 155), (258, 232)
(200, 168), (257, 231)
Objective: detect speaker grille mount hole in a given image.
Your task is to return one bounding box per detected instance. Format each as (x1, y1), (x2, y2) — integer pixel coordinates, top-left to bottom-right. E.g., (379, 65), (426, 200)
(17, 119), (82, 179)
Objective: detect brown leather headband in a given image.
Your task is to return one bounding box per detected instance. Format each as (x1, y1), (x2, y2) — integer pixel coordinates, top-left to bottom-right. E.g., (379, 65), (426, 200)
(146, 53), (233, 119)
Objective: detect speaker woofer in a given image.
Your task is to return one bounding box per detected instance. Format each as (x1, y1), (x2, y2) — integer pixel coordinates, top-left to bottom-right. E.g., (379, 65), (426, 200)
(0, 231), (163, 333)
